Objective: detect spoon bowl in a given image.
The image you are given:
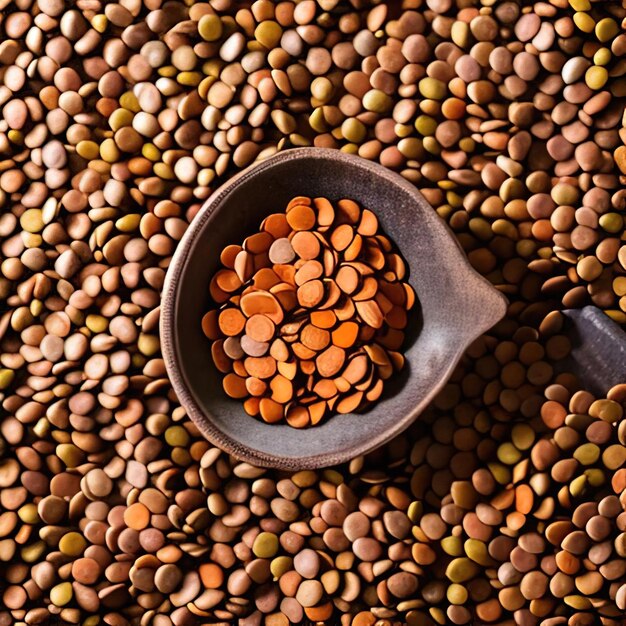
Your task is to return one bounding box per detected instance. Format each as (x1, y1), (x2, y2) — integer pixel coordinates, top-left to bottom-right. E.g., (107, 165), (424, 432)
(161, 148), (508, 469)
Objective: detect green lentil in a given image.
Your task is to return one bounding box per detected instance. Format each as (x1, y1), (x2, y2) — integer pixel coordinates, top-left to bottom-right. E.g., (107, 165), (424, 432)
(253, 532), (279, 558)
(199, 14), (223, 41)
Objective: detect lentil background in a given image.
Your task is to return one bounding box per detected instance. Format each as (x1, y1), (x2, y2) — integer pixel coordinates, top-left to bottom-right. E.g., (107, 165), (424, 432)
(0, 0), (625, 625)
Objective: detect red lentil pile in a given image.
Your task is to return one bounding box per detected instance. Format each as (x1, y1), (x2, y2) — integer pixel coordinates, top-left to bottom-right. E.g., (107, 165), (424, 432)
(0, 0), (625, 625)
(203, 195), (416, 428)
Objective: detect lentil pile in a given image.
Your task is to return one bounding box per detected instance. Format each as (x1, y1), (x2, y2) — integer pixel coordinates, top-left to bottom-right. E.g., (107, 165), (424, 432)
(0, 0), (625, 625)
(203, 195), (415, 427)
